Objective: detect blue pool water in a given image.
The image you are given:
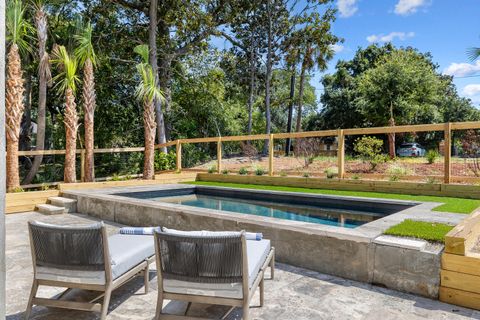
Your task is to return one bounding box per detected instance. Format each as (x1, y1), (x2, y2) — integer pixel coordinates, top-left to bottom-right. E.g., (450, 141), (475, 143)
(151, 194), (380, 228)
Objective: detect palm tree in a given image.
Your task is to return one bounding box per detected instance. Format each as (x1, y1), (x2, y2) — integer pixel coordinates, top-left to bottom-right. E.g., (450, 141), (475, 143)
(135, 44), (162, 180)
(51, 45), (80, 183)
(75, 21), (97, 182)
(22, 0), (51, 185)
(467, 47), (480, 61)
(5, 0), (31, 191)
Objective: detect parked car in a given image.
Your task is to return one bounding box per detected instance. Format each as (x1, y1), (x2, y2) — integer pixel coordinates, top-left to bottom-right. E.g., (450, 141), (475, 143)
(396, 143), (426, 157)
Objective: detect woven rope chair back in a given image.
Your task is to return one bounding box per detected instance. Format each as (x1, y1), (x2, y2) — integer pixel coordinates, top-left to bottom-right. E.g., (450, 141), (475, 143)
(29, 221), (106, 271)
(156, 232), (244, 284)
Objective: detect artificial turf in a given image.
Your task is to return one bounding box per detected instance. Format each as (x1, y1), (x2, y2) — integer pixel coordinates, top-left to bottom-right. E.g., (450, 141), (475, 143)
(185, 181), (480, 214)
(384, 219), (454, 242)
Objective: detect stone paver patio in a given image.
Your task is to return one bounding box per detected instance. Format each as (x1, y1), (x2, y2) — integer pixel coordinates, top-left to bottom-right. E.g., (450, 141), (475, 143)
(5, 212), (480, 320)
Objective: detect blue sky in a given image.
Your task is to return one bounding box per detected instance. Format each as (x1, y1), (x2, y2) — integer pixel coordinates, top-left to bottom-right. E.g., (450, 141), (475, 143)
(314, 0), (480, 107)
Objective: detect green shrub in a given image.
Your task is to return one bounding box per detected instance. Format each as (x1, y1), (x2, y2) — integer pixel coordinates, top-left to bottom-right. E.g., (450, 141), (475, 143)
(303, 172), (310, 178)
(40, 183), (51, 191)
(351, 174), (361, 180)
(354, 136), (388, 171)
(387, 164), (411, 181)
(208, 165), (217, 174)
(238, 167), (249, 175)
(10, 186), (24, 193)
(222, 169), (229, 175)
(425, 176), (438, 184)
(324, 167), (338, 179)
(254, 167), (266, 176)
(154, 151), (176, 171)
(279, 171), (288, 177)
(426, 149), (439, 164)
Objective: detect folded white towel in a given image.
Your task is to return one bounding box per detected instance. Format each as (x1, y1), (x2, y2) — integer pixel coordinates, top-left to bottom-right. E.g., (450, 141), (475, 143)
(119, 227), (160, 235)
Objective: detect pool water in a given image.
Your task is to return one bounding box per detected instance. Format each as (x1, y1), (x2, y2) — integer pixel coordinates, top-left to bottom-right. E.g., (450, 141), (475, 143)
(150, 194), (383, 228)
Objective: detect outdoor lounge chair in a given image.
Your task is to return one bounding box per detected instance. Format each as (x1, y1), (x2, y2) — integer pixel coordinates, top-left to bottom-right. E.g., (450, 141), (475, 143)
(154, 229), (275, 320)
(25, 221), (156, 320)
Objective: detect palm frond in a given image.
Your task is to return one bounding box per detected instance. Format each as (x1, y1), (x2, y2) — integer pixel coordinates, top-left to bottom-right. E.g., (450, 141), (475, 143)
(135, 63), (162, 103)
(467, 47), (480, 62)
(6, 0), (33, 54)
(134, 44), (150, 64)
(74, 20), (97, 67)
(51, 45), (80, 94)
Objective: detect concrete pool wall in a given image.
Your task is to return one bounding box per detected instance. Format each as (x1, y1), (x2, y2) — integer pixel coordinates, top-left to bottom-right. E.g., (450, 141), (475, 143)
(62, 184), (464, 299)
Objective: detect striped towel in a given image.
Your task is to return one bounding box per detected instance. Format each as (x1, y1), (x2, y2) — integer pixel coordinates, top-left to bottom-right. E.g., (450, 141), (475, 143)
(246, 232), (263, 241)
(119, 227), (161, 235)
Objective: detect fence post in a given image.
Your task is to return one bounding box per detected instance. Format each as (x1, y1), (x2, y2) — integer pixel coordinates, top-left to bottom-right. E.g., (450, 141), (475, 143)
(176, 140), (182, 172)
(217, 137), (222, 173)
(269, 134), (274, 176)
(444, 122), (452, 184)
(337, 129), (345, 179)
(80, 150), (85, 182)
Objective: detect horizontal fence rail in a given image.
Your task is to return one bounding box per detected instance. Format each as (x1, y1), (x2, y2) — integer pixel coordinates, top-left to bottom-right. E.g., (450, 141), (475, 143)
(13, 121), (480, 186)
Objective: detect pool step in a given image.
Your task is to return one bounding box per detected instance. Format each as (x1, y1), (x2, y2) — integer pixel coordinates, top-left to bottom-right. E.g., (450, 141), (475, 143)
(48, 196), (77, 213)
(36, 204), (66, 215)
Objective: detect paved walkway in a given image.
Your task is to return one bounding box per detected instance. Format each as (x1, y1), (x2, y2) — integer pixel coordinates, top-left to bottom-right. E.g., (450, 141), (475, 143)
(6, 212), (479, 320)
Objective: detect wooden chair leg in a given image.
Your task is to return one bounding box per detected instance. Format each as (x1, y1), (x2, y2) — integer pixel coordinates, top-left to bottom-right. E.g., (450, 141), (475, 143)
(155, 290), (164, 319)
(259, 278), (264, 307)
(100, 287), (112, 320)
(242, 300), (250, 320)
(270, 253), (275, 280)
(24, 280), (39, 320)
(144, 263), (150, 294)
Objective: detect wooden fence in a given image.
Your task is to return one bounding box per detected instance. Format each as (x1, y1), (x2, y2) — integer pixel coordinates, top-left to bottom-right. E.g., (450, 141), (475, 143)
(16, 121), (480, 186)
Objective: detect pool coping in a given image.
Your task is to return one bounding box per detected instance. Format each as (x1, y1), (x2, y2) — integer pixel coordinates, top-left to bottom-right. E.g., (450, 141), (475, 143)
(61, 183), (464, 245)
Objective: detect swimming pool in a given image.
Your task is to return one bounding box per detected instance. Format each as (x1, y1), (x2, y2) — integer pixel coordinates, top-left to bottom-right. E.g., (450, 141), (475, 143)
(115, 186), (416, 229)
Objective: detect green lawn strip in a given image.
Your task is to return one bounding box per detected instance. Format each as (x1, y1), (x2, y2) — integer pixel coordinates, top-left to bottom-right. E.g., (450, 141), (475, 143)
(384, 219), (454, 243)
(184, 181), (480, 214)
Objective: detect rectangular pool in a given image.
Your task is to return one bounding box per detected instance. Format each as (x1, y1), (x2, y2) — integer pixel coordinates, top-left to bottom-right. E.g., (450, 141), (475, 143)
(115, 186), (417, 229)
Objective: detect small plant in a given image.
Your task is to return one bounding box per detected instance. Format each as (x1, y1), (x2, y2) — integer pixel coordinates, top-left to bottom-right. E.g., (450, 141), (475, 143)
(207, 165), (217, 174)
(124, 174), (133, 180)
(255, 167), (266, 176)
(351, 174), (361, 180)
(11, 186), (24, 193)
(387, 165), (411, 182)
(40, 183), (51, 191)
(238, 167), (249, 175)
(324, 167), (338, 179)
(426, 149), (439, 164)
(425, 176), (438, 184)
(111, 173), (122, 181)
(279, 171), (288, 177)
(303, 172), (310, 178)
(354, 136), (388, 171)
(222, 169), (229, 175)
(154, 150), (176, 171)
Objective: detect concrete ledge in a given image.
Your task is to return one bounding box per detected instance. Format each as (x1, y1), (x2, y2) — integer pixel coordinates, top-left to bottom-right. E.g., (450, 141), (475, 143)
(374, 235), (427, 250)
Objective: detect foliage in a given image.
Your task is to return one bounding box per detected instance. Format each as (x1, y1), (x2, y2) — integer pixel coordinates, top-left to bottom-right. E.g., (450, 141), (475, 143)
(154, 151), (176, 171)
(74, 20), (97, 67)
(460, 130), (480, 177)
(384, 219), (453, 243)
(188, 181), (480, 214)
(302, 172), (310, 178)
(6, 0), (32, 53)
(426, 150), (439, 164)
(238, 167), (249, 175)
(134, 44), (162, 104)
(222, 169), (229, 175)
(294, 138), (321, 168)
(254, 167), (266, 176)
(208, 165), (217, 174)
(354, 136), (387, 171)
(51, 45), (79, 94)
(387, 164), (411, 181)
(324, 167), (337, 179)
(10, 186), (25, 193)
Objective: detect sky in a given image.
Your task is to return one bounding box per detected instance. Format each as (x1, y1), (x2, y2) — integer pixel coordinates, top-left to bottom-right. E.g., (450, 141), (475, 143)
(316, 0), (480, 107)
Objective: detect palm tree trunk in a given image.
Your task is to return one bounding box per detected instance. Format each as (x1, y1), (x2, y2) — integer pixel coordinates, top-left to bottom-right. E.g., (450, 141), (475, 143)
(83, 58), (96, 182)
(23, 7), (49, 185)
(63, 88), (77, 183)
(296, 60), (307, 132)
(5, 44), (25, 191)
(143, 100), (156, 179)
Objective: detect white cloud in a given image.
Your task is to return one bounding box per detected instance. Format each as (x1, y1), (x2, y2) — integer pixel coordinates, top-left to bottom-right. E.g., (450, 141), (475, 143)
(330, 44), (344, 53)
(338, 0), (358, 18)
(443, 61), (480, 77)
(463, 84), (480, 97)
(366, 31), (415, 43)
(394, 0), (430, 16)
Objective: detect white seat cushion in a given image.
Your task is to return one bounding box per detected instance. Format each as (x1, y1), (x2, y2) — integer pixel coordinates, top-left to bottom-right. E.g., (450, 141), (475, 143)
(163, 239), (271, 299)
(109, 234), (155, 279)
(36, 266), (106, 285)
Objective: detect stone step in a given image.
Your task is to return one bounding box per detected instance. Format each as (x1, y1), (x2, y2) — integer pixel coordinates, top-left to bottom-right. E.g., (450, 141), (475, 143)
(36, 204), (66, 215)
(48, 196), (77, 213)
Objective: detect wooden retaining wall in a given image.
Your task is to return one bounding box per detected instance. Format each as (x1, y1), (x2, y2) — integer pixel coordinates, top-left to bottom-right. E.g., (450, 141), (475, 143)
(440, 211), (480, 309)
(6, 172), (198, 214)
(196, 173), (480, 199)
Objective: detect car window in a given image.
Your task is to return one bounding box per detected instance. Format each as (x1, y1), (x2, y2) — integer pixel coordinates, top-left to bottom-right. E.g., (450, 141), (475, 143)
(400, 143), (413, 148)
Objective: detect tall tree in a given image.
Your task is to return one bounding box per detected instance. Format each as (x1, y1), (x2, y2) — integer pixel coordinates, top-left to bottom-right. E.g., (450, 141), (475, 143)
(75, 21), (97, 182)
(295, 9), (338, 132)
(135, 44), (161, 179)
(23, 1), (51, 185)
(51, 45), (80, 183)
(5, 0), (30, 191)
